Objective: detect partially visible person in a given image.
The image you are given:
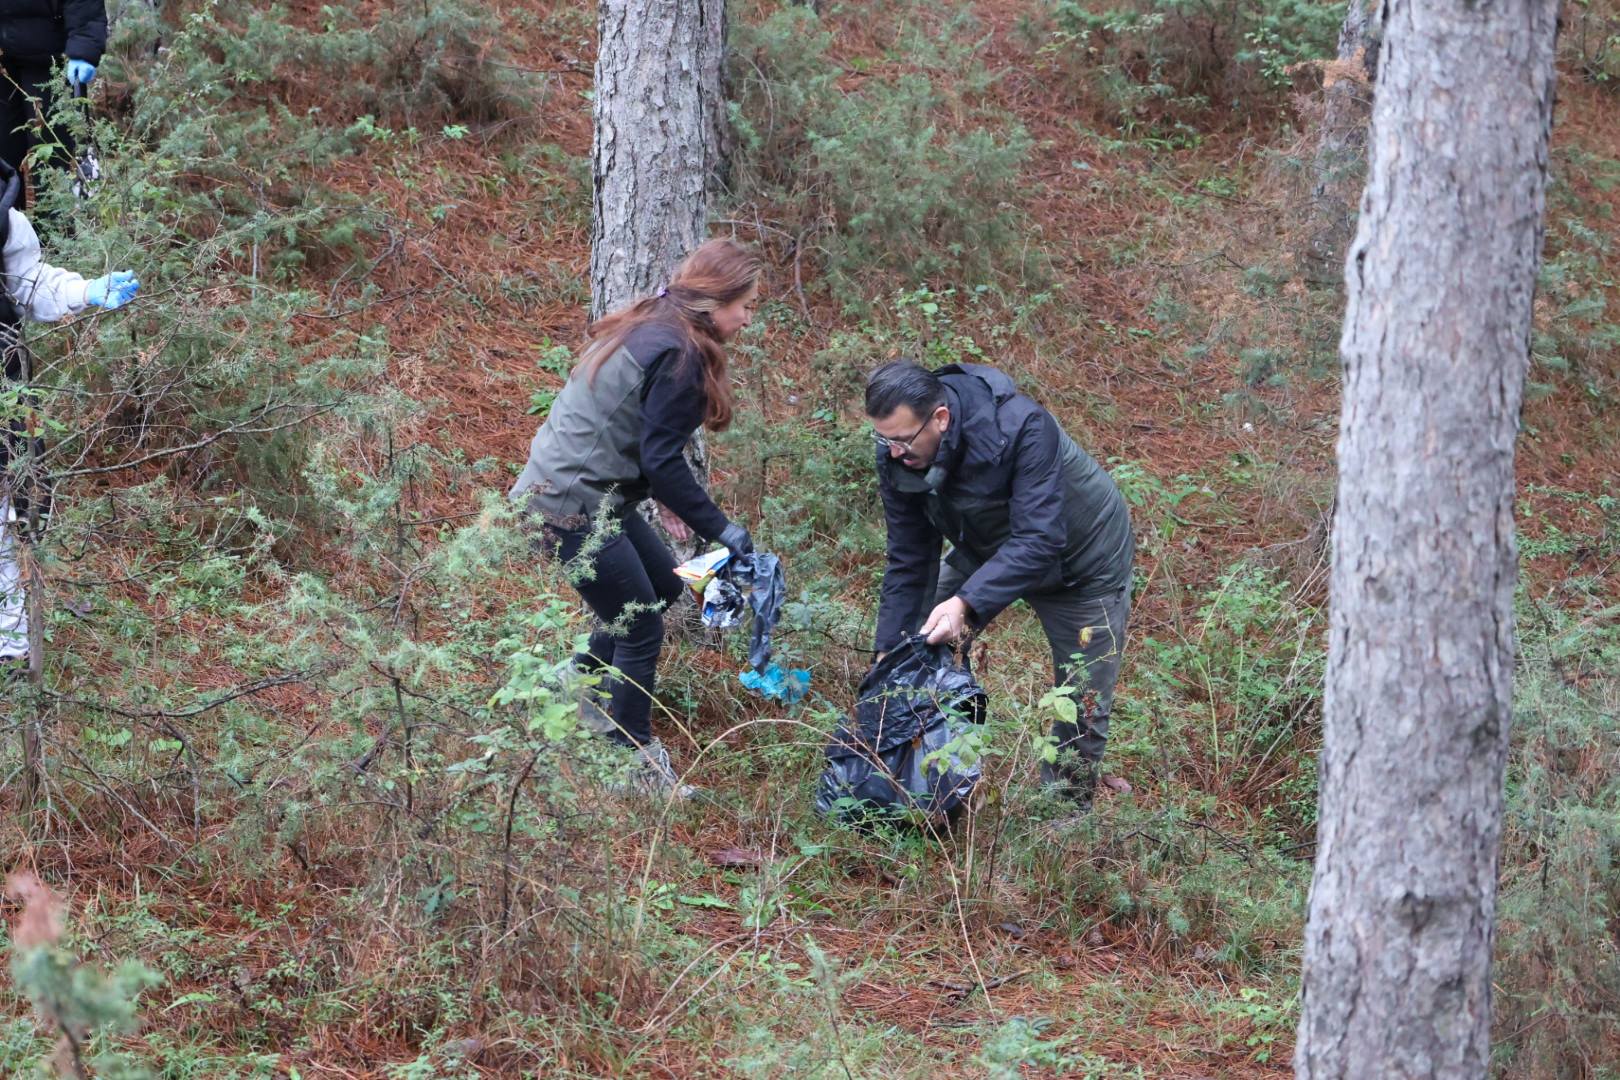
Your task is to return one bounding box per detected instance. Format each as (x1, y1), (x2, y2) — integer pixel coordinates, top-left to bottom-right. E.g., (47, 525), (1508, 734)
(865, 360), (1134, 812)
(0, 0), (107, 198)
(0, 154), (137, 669)
(510, 239), (761, 792)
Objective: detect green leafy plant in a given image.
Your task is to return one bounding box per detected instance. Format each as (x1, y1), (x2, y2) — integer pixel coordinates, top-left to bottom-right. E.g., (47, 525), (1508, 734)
(1130, 563), (1325, 835)
(526, 338), (577, 417)
(1491, 591), (1620, 1078)
(1216, 984), (1297, 1063)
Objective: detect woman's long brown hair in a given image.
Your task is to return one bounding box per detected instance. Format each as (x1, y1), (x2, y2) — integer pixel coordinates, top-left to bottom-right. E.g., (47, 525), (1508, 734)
(577, 239), (762, 431)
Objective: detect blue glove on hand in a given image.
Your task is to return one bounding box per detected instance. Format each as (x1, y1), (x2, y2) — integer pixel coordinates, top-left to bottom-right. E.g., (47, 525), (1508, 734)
(85, 271), (138, 310)
(65, 60), (96, 88)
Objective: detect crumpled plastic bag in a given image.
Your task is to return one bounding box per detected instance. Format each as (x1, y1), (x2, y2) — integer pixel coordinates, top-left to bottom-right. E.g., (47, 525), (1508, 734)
(724, 552), (814, 702)
(676, 547), (812, 703)
(724, 552), (785, 672)
(701, 576), (744, 629)
(814, 635), (985, 825)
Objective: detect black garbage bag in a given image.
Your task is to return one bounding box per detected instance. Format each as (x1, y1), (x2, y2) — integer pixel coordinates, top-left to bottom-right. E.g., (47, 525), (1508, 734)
(814, 635), (986, 825)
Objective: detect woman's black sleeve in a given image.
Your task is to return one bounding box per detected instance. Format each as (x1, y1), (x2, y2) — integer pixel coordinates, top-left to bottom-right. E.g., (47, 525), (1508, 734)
(639, 349), (731, 542)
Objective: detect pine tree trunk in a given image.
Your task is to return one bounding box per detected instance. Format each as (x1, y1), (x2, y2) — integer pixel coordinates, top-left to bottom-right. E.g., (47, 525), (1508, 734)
(589, 0), (726, 317)
(590, 0), (727, 562)
(1295, 0), (1559, 1072)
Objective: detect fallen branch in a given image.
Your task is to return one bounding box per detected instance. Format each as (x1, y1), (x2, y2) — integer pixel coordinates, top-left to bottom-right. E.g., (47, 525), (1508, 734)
(924, 969), (1031, 1002)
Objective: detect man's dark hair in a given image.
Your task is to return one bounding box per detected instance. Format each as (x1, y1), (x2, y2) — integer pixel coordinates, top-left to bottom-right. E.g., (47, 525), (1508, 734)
(865, 360), (945, 419)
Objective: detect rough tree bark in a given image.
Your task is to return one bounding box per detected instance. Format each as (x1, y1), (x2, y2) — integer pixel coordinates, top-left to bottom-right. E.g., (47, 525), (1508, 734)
(590, 0), (727, 560)
(1295, 0), (1559, 1073)
(590, 0), (726, 318)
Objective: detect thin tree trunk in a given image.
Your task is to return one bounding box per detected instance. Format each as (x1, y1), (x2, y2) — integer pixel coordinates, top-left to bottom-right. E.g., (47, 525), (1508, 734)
(1301, 0), (1375, 285)
(1295, 0), (1559, 1072)
(591, 0), (727, 562)
(22, 534), (42, 805)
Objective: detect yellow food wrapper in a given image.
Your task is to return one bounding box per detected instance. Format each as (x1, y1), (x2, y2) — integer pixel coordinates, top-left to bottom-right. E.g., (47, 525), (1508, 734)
(674, 547), (733, 598)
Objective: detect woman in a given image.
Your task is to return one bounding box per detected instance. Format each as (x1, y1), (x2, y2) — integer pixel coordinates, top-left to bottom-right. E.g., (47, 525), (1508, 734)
(511, 239), (761, 789)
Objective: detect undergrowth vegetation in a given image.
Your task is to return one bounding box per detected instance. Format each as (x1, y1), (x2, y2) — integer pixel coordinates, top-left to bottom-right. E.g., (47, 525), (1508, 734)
(0, 0), (1613, 1075)
(1034, 0), (1343, 122)
(728, 6), (1036, 306)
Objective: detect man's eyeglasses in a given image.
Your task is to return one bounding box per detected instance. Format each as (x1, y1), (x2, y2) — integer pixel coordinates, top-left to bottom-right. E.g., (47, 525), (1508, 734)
(872, 412), (935, 454)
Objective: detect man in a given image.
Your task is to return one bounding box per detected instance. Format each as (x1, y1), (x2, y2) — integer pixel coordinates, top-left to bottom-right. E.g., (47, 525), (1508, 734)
(866, 360), (1134, 810)
(0, 0), (107, 195)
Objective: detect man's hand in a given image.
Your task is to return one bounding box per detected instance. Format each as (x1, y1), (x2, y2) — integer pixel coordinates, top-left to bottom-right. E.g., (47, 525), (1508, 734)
(921, 596), (971, 645)
(656, 503), (691, 542)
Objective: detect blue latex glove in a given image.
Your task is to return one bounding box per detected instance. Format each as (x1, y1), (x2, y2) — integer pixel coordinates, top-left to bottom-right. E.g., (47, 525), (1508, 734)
(85, 271), (138, 310)
(65, 60), (96, 88)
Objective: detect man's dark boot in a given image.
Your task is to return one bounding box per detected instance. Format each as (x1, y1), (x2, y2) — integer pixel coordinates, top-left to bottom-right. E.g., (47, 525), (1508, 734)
(1041, 719), (1099, 812)
(1040, 757), (1098, 813)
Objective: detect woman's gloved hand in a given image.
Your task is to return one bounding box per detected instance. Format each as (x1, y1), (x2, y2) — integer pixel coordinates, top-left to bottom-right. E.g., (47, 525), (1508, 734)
(718, 522), (754, 559)
(65, 60), (96, 88)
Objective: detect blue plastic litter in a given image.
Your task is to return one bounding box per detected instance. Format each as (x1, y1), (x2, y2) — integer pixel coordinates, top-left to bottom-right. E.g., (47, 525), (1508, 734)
(739, 662), (810, 704)
(725, 553), (813, 703)
(678, 549), (810, 703)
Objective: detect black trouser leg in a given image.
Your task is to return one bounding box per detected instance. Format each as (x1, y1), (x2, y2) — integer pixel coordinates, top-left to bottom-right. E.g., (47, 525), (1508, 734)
(0, 74), (35, 179)
(0, 63), (77, 215)
(545, 509), (684, 748)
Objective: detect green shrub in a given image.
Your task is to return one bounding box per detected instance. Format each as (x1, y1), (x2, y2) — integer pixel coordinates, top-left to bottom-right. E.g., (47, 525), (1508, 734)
(1535, 160), (1620, 396)
(1561, 0), (1620, 87)
(1492, 593), (1620, 1078)
(110, 1), (538, 129)
(2, 5), (653, 1066)
(1126, 563), (1325, 836)
(4, 875), (161, 1078)
(1039, 0), (1344, 122)
(1010, 799), (1307, 973)
(729, 6), (1034, 302)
